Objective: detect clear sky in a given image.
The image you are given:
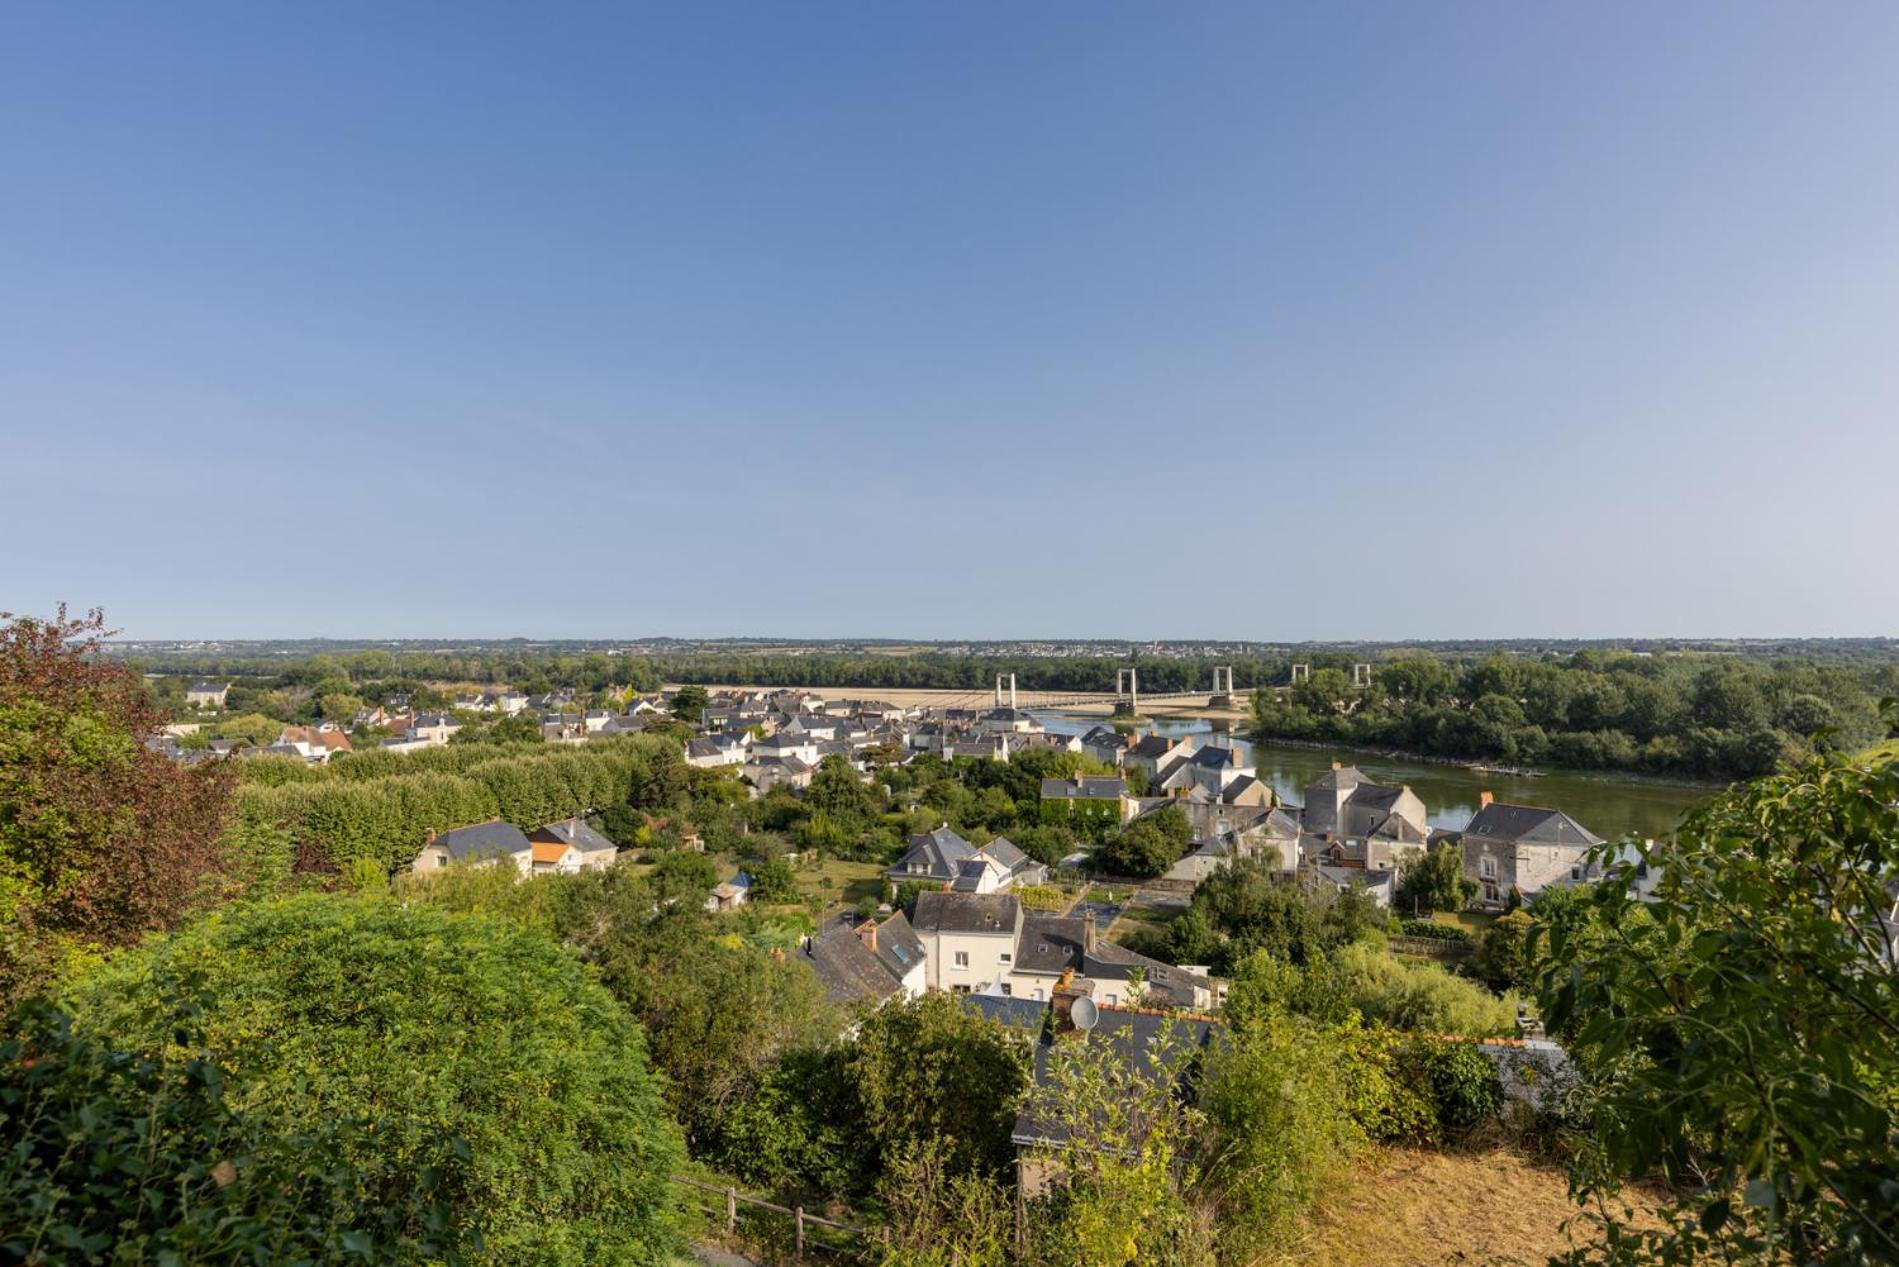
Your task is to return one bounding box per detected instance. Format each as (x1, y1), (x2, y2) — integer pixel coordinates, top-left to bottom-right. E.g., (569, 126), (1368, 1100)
(3, 3), (1895, 640)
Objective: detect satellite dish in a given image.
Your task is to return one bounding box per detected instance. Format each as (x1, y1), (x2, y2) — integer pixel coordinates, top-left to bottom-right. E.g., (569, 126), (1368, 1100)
(1070, 996), (1099, 1033)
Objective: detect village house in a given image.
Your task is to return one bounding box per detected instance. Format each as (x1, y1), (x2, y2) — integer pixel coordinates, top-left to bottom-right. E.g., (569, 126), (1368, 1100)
(1159, 803), (1302, 887)
(1038, 776), (1133, 832)
(1298, 763), (1430, 871)
(274, 724), (352, 763)
(1124, 732), (1195, 782)
(1152, 743), (1255, 800)
(1078, 724), (1130, 768)
(529, 817), (619, 871)
(685, 733), (749, 768)
(800, 911), (928, 1006)
(742, 755), (815, 796)
(408, 713), (462, 747)
(752, 730), (822, 765)
(411, 821), (535, 874)
(911, 890), (1215, 1009)
(184, 680), (230, 709)
(1452, 793), (1606, 907)
(885, 825), (1047, 896)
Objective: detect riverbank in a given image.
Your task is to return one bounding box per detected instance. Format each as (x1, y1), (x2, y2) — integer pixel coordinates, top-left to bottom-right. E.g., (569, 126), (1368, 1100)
(1241, 730), (1729, 791)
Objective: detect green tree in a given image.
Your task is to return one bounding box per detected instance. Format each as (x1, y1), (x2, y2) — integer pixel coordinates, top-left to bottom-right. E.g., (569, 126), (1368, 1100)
(670, 684), (710, 720)
(60, 895), (684, 1264)
(1099, 817), (1186, 879)
(0, 998), (463, 1263)
(1395, 841), (1476, 915)
(842, 993), (1029, 1181)
(1537, 739), (1899, 1266)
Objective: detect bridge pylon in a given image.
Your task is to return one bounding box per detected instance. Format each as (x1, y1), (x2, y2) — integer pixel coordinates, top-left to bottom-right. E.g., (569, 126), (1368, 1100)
(1208, 665), (1235, 708)
(994, 673), (1017, 708)
(1112, 668), (1139, 717)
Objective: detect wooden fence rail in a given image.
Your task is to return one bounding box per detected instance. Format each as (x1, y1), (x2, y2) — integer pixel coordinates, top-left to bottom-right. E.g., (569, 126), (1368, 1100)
(1388, 934), (1475, 959)
(671, 1175), (871, 1259)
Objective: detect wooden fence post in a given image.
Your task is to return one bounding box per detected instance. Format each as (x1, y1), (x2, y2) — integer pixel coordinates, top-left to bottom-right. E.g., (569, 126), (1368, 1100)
(795, 1206), (805, 1258)
(726, 1185), (737, 1236)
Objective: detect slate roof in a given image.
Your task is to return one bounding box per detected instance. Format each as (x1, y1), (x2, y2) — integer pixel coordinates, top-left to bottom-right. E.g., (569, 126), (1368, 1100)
(1083, 939), (1212, 1007)
(803, 912), (926, 1005)
(912, 890), (1019, 935)
(1011, 1009), (1220, 1149)
(1041, 777), (1127, 800)
(1128, 734), (1178, 761)
(1014, 915), (1091, 976)
(1464, 803), (1605, 849)
(532, 817), (617, 854)
(431, 820), (532, 863)
(960, 994), (1051, 1031)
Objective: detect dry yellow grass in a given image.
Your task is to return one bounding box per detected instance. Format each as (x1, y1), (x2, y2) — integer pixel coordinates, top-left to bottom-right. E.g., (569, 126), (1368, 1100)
(1273, 1147), (1647, 1267)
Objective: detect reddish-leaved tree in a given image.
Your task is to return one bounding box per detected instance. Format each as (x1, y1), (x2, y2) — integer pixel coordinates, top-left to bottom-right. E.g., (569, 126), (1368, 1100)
(1, 606), (236, 1009)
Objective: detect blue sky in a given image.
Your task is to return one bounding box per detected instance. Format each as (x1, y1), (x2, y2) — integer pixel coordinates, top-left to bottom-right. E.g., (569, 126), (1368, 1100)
(2, 3), (1895, 640)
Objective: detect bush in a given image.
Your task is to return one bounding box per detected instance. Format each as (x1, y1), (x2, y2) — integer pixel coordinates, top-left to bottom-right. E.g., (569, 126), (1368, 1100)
(60, 895), (684, 1265)
(0, 1000), (462, 1263)
(1396, 1037), (1504, 1139)
(1327, 942), (1516, 1037)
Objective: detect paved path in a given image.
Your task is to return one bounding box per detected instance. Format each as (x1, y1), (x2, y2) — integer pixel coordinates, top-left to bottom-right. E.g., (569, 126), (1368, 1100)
(691, 1247), (761, 1267)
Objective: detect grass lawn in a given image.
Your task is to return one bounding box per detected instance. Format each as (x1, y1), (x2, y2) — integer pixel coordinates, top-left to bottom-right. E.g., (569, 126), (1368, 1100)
(795, 857), (885, 911)
(1434, 909), (1498, 933)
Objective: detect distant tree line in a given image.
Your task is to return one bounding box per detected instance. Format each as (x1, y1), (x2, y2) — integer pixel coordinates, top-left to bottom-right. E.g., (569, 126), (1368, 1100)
(1251, 650), (1893, 779)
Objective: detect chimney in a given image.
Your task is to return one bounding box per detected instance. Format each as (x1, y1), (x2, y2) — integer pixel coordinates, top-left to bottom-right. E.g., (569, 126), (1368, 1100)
(1479, 791), (1494, 809)
(1052, 969), (1093, 1036)
(425, 827), (437, 844)
(856, 919), (878, 953)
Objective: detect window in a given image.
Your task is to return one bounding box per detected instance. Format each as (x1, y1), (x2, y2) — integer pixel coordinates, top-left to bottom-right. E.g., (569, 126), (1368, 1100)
(998, 952), (1012, 963)
(1105, 993), (1119, 1005)
(1032, 988), (1046, 1001)
(1001, 984), (1012, 996)
(1479, 857), (1497, 880)
(954, 951), (969, 968)
(952, 984), (971, 994)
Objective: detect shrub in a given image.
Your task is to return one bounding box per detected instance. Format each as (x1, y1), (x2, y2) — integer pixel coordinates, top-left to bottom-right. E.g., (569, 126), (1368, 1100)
(1328, 942), (1516, 1037)
(0, 1000), (462, 1263)
(61, 895), (684, 1265)
(1396, 1037), (1504, 1139)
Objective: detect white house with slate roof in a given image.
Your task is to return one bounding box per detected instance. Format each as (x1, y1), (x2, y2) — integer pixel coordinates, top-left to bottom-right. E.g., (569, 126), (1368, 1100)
(411, 820), (535, 874)
(885, 825), (1047, 897)
(1456, 793), (1605, 907)
(910, 890), (1216, 1009)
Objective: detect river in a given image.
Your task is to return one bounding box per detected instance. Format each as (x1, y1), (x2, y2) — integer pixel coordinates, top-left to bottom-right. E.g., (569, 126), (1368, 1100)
(1030, 711), (1715, 842)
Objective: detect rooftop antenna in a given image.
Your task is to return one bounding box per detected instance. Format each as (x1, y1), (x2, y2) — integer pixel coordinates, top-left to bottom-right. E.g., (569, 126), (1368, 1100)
(1070, 995), (1099, 1033)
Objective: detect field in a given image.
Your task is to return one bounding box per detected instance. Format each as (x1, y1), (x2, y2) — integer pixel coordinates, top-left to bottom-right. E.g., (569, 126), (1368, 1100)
(1277, 1147), (1652, 1267)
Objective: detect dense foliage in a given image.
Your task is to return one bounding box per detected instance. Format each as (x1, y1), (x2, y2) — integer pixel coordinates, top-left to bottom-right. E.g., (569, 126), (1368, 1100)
(1535, 735), (1899, 1266)
(41, 895), (684, 1264)
(1, 609), (236, 1010)
(1253, 651), (1892, 779)
(1, 999), (463, 1264)
(233, 735), (687, 873)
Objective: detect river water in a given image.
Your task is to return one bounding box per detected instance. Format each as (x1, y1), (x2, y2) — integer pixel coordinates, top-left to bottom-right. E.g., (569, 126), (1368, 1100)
(1031, 712), (1715, 842)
